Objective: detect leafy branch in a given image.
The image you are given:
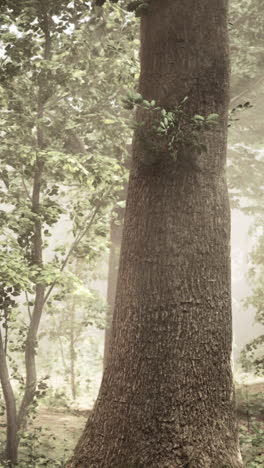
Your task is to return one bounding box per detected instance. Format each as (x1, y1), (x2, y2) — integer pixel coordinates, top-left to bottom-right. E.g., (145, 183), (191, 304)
(228, 101), (253, 127)
(95, 0), (150, 17)
(43, 186), (113, 306)
(122, 92), (219, 160)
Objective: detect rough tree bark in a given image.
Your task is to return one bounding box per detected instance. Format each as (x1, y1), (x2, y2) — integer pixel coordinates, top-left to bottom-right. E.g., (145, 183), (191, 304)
(67, 1), (242, 466)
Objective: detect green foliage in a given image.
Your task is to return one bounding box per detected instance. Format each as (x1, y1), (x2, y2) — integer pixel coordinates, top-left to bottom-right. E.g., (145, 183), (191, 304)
(0, 0), (129, 346)
(240, 421), (264, 467)
(0, 406), (85, 468)
(41, 274), (107, 399)
(237, 386), (264, 419)
(123, 92), (219, 161)
(0, 0), (134, 316)
(228, 1), (264, 379)
(42, 388), (69, 409)
(228, 101), (253, 127)
(241, 336), (264, 376)
(0, 423), (68, 467)
(236, 386), (264, 467)
(0, 240), (31, 292)
(0, 0), (262, 464)
(230, 0), (264, 85)
(228, 135), (263, 374)
(239, 228), (264, 376)
(95, 0), (150, 16)
(0, 383), (67, 467)
(0, 0), (135, 462)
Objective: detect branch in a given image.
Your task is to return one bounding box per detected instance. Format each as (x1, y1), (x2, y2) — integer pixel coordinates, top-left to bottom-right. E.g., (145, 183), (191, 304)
(17, 285), (45, 431)
(43, 195), (108, 306)
(21, 170), (32, 202)
(43, 12), (52, 61)
(230, 9), (256, 29)
(230, 75), (264, 106)
(25, 291), (32, 321)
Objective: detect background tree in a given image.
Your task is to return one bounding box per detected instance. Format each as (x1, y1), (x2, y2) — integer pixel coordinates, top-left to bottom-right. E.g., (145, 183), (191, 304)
(229, 0), (264, 105)
(228, 0), (264, 375)
(43, 258), (107, 401)
(0, 0), (135, 463)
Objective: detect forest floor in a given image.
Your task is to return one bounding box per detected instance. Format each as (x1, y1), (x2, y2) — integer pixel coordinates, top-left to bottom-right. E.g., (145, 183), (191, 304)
(0, 381), (263, 466)
(34, 407), (88, 457)
(235, 381), (264, 467)
(236, 381), (264, 420)
(36, 381), (264, 467)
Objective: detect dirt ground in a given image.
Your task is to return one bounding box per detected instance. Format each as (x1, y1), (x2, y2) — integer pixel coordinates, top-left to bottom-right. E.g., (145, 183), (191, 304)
(0, 382), (263, 466)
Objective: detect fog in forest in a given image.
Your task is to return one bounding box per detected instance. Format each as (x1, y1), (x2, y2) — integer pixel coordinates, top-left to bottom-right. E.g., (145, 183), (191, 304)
(0, 1), (263, 467)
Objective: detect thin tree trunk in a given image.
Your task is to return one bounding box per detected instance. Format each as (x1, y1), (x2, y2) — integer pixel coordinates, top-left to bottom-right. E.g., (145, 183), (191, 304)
(17, 149), (46, 433)
(0, 12), (51, 461)
(103, 216), (124, 370)
(70, 302), (77, 401)
(17, 9), (51, 435)
(58, 335), (67, 374)
(67, 1), (242, 466)
(0, 329), (17, 465)
(17, 286), (45, 431)
(103, 158), (129, 369)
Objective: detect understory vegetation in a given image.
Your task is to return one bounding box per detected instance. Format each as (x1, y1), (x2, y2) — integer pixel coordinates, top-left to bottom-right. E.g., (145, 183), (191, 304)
(0, 383), (263, 467)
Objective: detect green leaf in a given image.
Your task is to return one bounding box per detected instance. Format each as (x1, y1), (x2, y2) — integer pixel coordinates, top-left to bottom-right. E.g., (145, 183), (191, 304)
(207, 113), (219, 120)
(104, 119), (116, 124)
(193, 114), (205, 121)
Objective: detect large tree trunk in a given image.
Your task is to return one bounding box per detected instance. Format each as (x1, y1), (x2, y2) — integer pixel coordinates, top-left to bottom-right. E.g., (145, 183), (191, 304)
(67, 1), (242, 466)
